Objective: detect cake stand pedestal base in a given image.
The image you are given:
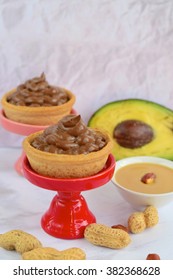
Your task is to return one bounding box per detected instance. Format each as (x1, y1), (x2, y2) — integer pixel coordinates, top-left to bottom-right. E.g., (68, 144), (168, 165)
(22, 154), (115, 239)
(42, 192), (96, 239)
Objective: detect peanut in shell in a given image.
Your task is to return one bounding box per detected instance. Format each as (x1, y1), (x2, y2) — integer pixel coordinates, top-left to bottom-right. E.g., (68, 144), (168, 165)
(84, 223), (131, 249)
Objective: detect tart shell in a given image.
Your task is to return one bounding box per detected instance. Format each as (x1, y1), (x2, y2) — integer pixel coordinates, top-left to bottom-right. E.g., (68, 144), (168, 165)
(23, 130), (113, 178)
(1, 88), (75, 125)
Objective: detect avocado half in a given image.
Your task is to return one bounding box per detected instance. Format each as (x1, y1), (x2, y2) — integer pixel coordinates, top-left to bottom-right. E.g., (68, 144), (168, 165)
(88, 99), (173, 161)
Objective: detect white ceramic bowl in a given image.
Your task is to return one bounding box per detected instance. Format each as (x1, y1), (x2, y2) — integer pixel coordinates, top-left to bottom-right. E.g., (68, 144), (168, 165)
(111, 156), (173, 209)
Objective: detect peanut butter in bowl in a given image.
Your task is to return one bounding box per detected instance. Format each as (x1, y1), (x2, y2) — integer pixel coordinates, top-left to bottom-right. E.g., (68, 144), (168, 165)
(115, 162), (173, 194)
(111, 156), (173, 209)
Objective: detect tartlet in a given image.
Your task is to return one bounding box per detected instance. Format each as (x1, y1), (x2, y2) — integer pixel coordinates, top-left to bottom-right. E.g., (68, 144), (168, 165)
(1, 73), (75, 125)
(23, 114), (113, 178)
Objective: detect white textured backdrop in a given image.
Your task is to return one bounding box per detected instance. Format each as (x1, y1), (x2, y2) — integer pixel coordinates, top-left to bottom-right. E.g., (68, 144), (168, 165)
(0, 0), (173, 146)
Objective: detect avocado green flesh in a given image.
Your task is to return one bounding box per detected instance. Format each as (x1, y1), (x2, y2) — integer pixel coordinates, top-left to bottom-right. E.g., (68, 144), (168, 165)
(88, 99), (173, 161)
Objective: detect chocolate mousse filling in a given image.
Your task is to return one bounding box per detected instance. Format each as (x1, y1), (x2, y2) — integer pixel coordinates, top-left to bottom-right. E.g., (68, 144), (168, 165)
(7, 73), (69, 107)
(31, 115), (107, 155)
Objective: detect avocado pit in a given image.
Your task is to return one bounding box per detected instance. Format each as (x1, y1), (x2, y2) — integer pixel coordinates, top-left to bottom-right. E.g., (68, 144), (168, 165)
(113, 120), (154, 149)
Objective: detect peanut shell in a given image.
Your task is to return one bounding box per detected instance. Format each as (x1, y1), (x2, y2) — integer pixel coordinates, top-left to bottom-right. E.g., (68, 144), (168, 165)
(144, 206), (159, 228)
(84, 223), (131, 249)
(0, 230), (42, 254)
(22, 247), (86, 260)
(128, 212), (146, 233)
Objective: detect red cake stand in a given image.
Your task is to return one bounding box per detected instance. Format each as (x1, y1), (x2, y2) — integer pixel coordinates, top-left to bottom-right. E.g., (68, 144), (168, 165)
(22, 154), (115, 239)
(0, 109), (76, 175)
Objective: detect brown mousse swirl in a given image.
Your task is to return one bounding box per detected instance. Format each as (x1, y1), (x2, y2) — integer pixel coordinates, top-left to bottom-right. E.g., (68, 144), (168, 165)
(31, 114), (107, 155)
(7, 73), (69, 107)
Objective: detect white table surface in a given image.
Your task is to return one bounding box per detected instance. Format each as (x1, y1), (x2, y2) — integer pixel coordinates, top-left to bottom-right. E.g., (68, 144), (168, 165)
(0, 147), (173, 260)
